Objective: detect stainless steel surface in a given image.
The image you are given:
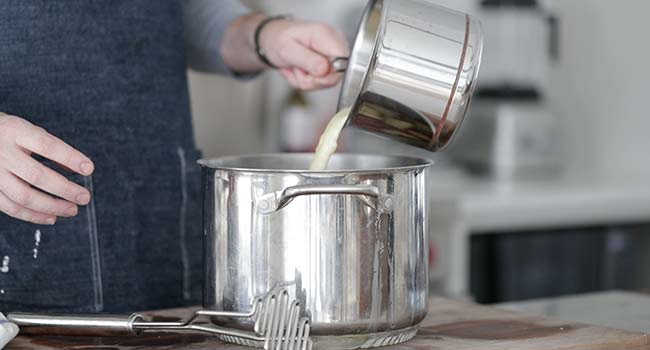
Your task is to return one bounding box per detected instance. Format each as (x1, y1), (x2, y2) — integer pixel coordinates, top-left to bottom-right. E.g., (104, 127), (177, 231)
(331, 56), (349, 73)
(200, 153), (431, 349)
(338, 0), (484, 151)
(9, 288), (312, 350)
(7, 313), (144, 337)
(256, 184), (393, 214)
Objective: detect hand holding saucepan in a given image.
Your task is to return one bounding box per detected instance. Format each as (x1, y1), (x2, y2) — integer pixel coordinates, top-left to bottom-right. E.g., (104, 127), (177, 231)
(257, 19), (350, 90)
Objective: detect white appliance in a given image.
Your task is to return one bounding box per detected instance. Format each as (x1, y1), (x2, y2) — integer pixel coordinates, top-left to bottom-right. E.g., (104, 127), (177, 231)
(451, 0), (561, 179)
(452, 100), (560, 179)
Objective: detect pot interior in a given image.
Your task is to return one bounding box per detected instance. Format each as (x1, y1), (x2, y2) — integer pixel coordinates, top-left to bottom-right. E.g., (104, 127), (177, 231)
(198, 153), (431, 173)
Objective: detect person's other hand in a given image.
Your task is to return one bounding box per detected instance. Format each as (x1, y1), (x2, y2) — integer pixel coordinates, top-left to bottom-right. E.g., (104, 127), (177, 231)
(0, 113), (94, 225)
(258, 19), (350, 90)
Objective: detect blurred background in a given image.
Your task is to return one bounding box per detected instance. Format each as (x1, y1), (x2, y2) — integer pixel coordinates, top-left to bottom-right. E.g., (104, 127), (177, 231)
(187, 0), (650, 324)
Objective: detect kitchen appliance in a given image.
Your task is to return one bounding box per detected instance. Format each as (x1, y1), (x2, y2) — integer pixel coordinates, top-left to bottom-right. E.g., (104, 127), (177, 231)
(477, 0), (558, 94)
(200, 154), (431, 349)
(337, 0), (483, 152)
(451, 0), (561, 178)
(451, 99), (560, 179)
(8, 288), (312, 350)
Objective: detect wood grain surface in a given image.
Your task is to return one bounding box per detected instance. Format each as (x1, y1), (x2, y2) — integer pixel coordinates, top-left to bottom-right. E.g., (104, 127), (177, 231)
(7, 297), (650, 350)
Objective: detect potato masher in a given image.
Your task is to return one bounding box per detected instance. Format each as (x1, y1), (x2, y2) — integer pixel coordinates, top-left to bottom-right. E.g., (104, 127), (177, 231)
(8, 288), (312, 350)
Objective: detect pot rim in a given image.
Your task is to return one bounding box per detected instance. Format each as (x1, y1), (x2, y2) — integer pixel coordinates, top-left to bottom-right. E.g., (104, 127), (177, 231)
(337, 0), (382, 114)
(197, 153), (433, 174)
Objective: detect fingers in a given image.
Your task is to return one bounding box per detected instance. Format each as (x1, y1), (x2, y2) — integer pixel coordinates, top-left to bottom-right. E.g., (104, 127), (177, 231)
(277, 41), (332, 77)
(0, 190), (56, 225)
(303, 23), (350, 59)
(293, 69), (314, 90)
(5, 152), (91, 206)
(313, 71), (343, 88)
(293, 68), (320, 91)
(289, 68), (342, 90)
(273, 22), (348, 89)
(0, 114), (91, 224)
(279, 68), (300, 89)
(15, 127), (94, 176)
(0, 170), (78, 218)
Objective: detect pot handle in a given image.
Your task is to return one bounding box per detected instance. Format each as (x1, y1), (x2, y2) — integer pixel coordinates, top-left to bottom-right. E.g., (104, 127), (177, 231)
(257, 184), (393, 214)
(331, 56), (349, 73)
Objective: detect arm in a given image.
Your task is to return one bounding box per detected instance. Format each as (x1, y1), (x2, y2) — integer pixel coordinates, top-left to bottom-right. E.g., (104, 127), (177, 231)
(183, 0), (251, 74)
(183, 0), (349, 90)
(221, 14), (349, 90)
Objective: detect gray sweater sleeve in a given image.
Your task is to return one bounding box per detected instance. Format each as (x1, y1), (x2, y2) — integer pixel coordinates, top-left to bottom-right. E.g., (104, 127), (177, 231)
(182, 0), (252, 74)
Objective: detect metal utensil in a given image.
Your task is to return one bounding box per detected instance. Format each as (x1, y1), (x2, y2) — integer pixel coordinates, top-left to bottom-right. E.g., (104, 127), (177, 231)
(338, 0), (484, 152)
(8, 288), (312, 350)
(200, 154), (431, 349)
(331, 57), (349, 73)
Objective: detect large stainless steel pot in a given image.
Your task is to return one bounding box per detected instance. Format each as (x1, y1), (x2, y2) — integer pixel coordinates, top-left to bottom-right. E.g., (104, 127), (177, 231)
(339, 0), (484, 152)
(199, 154), (431, 349)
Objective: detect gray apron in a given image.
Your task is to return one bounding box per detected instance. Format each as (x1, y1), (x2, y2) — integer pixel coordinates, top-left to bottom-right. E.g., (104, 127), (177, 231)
(0, 0), (203, 313)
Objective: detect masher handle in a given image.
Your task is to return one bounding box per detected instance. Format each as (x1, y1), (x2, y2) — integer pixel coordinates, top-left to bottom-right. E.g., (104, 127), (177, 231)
(7, 312), (143, 337)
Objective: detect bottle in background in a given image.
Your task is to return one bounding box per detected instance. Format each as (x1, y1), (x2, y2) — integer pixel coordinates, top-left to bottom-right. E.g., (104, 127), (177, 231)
(280, 90), (319, 153)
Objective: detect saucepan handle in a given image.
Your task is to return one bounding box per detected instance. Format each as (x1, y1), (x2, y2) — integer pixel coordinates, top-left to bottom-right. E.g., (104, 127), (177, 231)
(257, 184), (393, 214)
(7, 312), (144, 336)
(331, 56), (349, 73)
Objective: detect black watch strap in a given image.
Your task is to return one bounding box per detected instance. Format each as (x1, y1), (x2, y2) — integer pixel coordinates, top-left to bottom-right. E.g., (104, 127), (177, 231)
(254, 15), (290, 69)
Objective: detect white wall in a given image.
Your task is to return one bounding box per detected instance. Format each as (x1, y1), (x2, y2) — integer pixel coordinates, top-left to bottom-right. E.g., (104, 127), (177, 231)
(187, 71), (265, 158)
(548, 0), (650, 177)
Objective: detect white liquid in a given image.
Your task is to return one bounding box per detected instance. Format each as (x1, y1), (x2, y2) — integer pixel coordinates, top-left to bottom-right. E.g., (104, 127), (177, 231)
(309, 107), (351, 170)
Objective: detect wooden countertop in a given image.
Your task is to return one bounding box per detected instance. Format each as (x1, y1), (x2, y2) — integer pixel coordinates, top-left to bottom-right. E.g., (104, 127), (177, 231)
(7, 297), (650, 350)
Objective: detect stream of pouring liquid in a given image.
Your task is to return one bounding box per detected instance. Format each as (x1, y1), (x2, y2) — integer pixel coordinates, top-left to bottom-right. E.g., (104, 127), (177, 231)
(309, 107), (352, 170)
